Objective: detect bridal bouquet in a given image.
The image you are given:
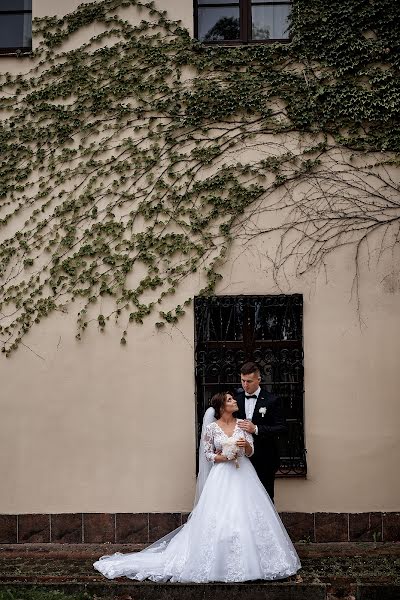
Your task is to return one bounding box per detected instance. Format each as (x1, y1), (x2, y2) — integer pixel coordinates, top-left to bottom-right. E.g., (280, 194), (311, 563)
(222, 437), (240, 468)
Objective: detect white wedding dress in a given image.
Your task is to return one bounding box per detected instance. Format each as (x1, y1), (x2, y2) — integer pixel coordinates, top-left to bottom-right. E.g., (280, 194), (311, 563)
(93, 418), (301, 582)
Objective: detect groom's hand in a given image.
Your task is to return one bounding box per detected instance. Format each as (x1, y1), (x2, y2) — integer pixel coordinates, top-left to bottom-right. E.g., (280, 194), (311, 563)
(238, 419), (256, 434)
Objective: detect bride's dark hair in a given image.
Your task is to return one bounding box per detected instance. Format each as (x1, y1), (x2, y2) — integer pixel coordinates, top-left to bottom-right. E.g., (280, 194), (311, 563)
(210, 391), (232, 419)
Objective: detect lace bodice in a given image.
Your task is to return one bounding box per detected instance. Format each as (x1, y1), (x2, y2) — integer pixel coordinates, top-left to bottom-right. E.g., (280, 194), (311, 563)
(203, 421), (254, 463)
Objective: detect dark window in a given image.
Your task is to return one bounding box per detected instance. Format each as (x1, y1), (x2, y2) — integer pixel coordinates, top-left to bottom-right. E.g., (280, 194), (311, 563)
(194, 0), (291, 44)
(194, 294), (306, 477)
(0, 0), (32, 54)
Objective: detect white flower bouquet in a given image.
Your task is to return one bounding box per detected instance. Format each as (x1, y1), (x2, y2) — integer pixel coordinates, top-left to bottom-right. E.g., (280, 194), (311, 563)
(222, 437), (240, 468)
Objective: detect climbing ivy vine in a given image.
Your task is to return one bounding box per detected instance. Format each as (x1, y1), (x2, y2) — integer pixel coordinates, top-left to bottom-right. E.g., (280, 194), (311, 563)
(0, 0), (399, 355)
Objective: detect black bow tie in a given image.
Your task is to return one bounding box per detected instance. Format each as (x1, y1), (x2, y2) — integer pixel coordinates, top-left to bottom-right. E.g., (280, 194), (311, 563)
(245, 394), (257, 399)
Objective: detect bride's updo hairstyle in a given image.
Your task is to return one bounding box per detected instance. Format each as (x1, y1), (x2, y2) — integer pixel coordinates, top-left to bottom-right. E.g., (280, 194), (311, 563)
(211, 392), (229, 419)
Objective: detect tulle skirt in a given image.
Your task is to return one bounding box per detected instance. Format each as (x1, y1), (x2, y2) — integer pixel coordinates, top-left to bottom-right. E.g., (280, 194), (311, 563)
(93, 457), (301, 582)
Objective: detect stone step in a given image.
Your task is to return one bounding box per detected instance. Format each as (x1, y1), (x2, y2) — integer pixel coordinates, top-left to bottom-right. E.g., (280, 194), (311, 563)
(0, 581), (400, 600)
(1, 581), (327, 600)
(0, 543), (398, 600)
(2, 541), (400, 557)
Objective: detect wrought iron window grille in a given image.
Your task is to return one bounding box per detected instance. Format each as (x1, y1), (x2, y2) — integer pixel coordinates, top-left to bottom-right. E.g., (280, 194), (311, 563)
(194, 294), (306, 477)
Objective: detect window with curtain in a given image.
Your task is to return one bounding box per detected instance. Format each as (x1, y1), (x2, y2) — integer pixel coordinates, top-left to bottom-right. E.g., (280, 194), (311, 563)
(0, 0), (32, 54)
(195, 0), (291, 44)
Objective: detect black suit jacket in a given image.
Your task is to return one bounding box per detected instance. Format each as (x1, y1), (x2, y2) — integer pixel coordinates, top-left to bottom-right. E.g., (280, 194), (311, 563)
(234, 387), (287, 474)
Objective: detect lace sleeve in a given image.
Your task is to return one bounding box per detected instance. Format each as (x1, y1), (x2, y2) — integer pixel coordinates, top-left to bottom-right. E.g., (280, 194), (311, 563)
(203, 424), (216, 463)
(245, 430), (254, 457)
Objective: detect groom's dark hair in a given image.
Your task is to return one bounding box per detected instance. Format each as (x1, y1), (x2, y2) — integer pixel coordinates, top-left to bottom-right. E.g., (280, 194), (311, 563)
(240, 362), (260, 377)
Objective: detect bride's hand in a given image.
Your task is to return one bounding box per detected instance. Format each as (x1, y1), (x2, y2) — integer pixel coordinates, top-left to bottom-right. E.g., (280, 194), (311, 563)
(214, 453), (229, 463)
(236, 438), (252, 456)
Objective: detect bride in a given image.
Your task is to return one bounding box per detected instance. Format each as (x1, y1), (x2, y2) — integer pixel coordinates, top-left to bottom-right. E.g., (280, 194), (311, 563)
(93, 392), (301, 582)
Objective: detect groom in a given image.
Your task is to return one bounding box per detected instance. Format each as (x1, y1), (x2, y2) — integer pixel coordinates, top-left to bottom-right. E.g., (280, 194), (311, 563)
(235, 361), (287, 503)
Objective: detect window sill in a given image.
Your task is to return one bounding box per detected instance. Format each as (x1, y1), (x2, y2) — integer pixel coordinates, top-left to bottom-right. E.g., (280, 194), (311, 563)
(198, 39), (290, 44)
(0, 49), (32, 57)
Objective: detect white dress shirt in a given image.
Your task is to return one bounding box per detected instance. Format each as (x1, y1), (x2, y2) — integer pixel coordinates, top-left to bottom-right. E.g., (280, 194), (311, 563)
(245, 386), (261, 435)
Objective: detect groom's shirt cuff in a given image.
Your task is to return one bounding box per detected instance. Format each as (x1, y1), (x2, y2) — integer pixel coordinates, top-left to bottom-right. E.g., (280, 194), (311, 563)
(254, 425), (258, 435)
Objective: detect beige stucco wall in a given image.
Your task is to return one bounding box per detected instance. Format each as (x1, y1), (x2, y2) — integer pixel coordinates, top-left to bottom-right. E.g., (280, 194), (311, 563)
(0, 0), (399, 515)
(1, 234), (399, 514)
